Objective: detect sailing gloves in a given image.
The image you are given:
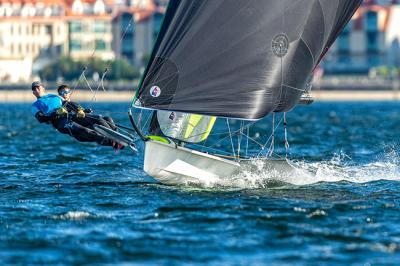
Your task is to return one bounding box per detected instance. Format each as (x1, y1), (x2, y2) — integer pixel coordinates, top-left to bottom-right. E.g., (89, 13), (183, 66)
(76, 108), (86, 118)
(55, 107), (68, 118)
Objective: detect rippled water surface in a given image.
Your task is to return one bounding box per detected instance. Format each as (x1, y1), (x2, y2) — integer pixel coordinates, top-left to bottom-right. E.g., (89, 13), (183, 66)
(1, 102), (400, 265)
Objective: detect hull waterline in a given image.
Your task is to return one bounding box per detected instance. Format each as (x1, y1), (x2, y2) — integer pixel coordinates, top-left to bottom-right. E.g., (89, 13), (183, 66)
(144, 140), (297, 186)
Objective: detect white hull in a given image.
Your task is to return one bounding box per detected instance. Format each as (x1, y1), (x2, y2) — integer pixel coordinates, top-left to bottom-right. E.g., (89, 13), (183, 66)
(144, 140), (240, 185)
(144, 140), (297, 186)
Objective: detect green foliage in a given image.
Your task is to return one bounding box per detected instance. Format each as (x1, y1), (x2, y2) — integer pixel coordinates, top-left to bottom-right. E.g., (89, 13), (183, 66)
(39, 56), (140, 82)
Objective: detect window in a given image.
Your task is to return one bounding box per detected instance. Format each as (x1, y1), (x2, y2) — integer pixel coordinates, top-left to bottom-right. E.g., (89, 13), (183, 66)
(367, 32), (378, 52)
(337, 33), (350, 54)
(70, 39), (82, 51)
(95, 40), (106, 51)
(153, 13), (163, 42)
(94, 21), (107, 33)
(337, 33), (350, 64)
(368, 54), (380, 66)
(70, 21), (81, 33)
(122, 38), (133, 52)
(122, 13), (134, 34)
(365, 11), (378, 32)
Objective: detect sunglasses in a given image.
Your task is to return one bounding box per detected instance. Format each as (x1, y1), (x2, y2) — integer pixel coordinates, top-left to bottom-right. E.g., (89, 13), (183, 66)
(59, 90), (71, 96)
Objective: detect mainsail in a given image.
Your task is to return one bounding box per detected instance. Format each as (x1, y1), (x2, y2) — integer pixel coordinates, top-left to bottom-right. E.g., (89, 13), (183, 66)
(133, 0), (362, 120)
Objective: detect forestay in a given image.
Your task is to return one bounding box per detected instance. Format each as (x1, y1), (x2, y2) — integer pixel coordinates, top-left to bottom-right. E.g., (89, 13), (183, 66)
(133, 0), (362, 120)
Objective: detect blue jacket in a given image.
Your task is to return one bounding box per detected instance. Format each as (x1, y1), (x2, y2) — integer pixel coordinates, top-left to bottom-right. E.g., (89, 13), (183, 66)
(31, 94), (63, 117)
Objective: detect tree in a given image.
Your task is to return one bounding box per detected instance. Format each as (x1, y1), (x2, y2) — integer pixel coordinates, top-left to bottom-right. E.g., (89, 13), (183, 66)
(39, 56), (140, 82)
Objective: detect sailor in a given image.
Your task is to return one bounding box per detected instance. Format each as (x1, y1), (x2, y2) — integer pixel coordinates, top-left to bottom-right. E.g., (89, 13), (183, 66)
(57, 84), (118, 132)
(31, 81), (121, 149)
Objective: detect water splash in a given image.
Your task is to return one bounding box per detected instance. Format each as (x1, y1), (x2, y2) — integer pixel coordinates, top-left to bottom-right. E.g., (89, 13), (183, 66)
(52, 211), (95, 220)
(194, 151), (400, 189)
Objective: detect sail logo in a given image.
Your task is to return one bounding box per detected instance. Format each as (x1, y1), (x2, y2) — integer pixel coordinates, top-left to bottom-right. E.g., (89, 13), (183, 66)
(272, 33), (289, 57)
(150, 86), (161, 97)
(169, 112), (176, 121)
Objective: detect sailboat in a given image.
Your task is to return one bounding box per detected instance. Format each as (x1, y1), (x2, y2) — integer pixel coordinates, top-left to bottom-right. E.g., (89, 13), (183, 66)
(128, 0), (363, 185)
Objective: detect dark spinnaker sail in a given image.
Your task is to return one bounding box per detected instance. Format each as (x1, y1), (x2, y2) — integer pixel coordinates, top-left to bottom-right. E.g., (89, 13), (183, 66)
(133, 0), (362, 120)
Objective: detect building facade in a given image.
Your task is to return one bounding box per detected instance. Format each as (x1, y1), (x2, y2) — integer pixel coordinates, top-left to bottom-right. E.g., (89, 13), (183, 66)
(66, 0), (114, 60)
(323, 1), (400, 74)
(67, 16), (114, 60)
(0, 0), (68, 82)
(112, 0), (163, 68)
(0, 0), (165, 82)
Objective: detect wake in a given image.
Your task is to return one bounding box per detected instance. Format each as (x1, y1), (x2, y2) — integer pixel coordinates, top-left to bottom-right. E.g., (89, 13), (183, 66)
(200, 151), (400, 189)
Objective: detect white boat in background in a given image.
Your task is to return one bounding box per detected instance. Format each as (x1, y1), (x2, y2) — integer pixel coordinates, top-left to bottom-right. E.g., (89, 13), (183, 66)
(127, 0), (363, 185)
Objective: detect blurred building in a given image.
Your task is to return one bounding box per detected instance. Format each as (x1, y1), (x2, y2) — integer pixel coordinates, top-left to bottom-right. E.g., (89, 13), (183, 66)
(324, 1), (400, 75)
(0, 0), (164, 82)
(113, 0), (164, 67)
(0, 0), (68, 82)
(65, 0), (114, 61)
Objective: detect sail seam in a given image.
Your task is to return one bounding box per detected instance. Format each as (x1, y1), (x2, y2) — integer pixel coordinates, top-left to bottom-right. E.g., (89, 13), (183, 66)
(300, 37), (315, 65)
(281, 83), (306, 92)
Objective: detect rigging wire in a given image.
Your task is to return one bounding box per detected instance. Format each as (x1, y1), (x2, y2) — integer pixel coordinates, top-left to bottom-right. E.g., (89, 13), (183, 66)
(90, 68), (108, 106)
(241, 132), (265, 149)
(69, 14), (135, 106)
(60, 15), (137, 137)
(205, 121), (257, 155)
(267, 113), (275, 157)
(226, 119), (236, 159)
(284, 112), (289, 158)
(256, 115), (284, 158)
(141, 111), (153, 131)
(238, 120), (244, 158)
(245, 124), (249, 158)
(88, 16), (135, 107)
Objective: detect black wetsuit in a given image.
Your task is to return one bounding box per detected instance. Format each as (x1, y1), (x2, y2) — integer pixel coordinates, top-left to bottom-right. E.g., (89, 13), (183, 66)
(63, 101), (117, 130)
(59, 101), (118, 145)
(34, 104), (115, 147)
(31, 94), (115, 146)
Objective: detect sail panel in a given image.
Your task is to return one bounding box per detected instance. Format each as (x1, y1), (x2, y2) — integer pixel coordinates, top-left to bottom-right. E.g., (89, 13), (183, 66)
(155, 111), (216, 143)
(134, 0), (362, 120)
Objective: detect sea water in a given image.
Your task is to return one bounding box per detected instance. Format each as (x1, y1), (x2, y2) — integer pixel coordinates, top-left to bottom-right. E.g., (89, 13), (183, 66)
(0, 102), (399, 265)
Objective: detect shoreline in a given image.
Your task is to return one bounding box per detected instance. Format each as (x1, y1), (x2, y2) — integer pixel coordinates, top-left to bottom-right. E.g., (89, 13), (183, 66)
(0, 90), (134, 103)
(0, 90), (399, 103)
